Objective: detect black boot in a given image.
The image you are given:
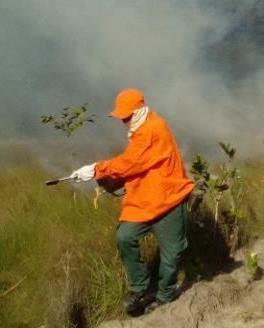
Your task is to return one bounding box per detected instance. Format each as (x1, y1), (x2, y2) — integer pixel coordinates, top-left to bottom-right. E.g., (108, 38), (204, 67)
(122, 291), (155, 316)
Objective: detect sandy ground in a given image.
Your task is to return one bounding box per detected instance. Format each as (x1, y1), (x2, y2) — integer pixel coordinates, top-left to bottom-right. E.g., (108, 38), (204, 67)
(99, 239), (264, 328)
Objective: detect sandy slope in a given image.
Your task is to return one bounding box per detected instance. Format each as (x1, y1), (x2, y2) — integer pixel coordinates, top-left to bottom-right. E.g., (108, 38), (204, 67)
(99, 240), (264, 328)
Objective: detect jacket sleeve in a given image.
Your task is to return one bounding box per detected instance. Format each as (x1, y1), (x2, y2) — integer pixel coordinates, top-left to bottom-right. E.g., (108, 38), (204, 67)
(95, 130), (168, 180)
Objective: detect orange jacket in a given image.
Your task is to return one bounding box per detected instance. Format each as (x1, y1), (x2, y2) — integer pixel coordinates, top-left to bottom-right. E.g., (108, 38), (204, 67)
(95, 111), (194, 222)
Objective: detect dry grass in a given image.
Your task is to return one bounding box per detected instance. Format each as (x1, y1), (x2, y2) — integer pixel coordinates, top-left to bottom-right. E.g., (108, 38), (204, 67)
(0, 156), (126, 327)
(239, 158), (264, 241)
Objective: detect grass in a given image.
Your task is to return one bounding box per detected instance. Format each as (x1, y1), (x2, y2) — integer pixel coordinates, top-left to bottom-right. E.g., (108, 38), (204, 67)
(0, 161), (126, 327)
(0, 142), (263, 327)
(239, 158), (264, 240)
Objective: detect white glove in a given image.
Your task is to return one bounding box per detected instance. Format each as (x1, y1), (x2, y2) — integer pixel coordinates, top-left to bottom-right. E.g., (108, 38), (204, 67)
(70, 163), (96, 182)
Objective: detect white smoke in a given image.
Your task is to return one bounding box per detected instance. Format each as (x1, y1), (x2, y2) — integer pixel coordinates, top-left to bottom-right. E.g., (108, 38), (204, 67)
(0, 0), (263, 159)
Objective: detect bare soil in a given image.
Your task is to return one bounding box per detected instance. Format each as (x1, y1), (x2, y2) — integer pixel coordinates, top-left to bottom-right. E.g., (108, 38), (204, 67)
(99, 239), (264, 328)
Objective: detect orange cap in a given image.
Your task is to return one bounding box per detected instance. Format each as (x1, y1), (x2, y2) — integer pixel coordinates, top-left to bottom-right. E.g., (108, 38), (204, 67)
(109, 89), (145, 119)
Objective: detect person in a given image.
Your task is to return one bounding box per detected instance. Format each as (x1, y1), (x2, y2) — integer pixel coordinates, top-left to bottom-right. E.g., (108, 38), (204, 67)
(70, 88), (195, 314)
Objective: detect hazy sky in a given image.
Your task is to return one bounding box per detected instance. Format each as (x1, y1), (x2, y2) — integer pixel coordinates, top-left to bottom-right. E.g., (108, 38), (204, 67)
(0, 0), (263, 157)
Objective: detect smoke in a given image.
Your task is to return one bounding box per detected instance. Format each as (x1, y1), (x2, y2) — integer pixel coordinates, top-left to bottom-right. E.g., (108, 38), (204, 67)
(0, 0), (263, 159)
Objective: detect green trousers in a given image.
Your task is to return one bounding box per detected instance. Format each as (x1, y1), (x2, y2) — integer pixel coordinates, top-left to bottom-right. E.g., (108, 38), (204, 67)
(116, 201), (188, 303)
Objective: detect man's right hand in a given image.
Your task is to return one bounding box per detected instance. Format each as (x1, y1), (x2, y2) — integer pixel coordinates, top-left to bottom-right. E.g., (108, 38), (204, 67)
(70, 163), (96, 182)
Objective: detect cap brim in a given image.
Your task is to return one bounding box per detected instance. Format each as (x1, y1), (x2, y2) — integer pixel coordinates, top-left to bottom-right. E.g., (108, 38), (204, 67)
(107, 110), (130, 120)
(107, 111), (115, 117)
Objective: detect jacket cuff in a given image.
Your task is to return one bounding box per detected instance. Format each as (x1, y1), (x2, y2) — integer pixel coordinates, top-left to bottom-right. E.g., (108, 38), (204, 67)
(95, 161), (107, 180)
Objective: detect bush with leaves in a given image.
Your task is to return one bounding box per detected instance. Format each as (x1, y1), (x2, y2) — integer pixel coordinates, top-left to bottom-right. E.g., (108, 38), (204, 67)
(190, 142), (245, 252)
(41, 104), (95, 137)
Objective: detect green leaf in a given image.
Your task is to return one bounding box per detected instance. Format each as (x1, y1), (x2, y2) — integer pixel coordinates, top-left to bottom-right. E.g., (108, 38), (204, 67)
(40, 115), (54, 124)
(191, 155), (210, 181)
(219, 142), (236, 159)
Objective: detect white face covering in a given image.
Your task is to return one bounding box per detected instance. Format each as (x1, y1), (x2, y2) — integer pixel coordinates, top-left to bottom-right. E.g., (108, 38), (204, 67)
(128, 106), (149, 138)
